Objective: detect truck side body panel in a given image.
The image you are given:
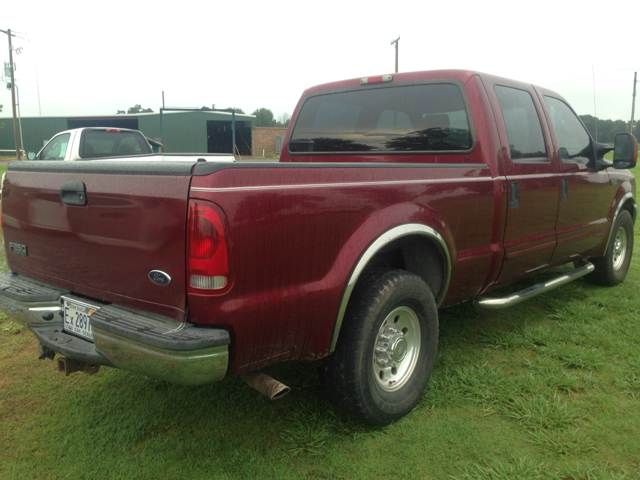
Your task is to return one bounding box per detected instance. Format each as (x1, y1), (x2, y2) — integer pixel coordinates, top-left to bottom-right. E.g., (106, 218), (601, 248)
(189, 162), (496, 373)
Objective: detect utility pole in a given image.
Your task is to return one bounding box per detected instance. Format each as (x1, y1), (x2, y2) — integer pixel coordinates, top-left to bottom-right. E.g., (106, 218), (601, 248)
(1, 28), (21, 159)
(390, 36), (400, 73)
(631, 72), (637, 135)
(160, 91), (165, 150)
(36, 67), (41, 115)
(15, 83), (24, 159)
(232, 108), (236, 157)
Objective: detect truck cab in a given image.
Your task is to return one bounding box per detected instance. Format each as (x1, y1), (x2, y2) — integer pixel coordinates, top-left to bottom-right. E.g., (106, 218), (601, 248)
(33, 127), (153, 161)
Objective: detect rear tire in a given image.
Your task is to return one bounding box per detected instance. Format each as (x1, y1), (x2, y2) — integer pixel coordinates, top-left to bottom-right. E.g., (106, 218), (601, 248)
(319, 269), (438, 426)
(586, 209), (634, 286)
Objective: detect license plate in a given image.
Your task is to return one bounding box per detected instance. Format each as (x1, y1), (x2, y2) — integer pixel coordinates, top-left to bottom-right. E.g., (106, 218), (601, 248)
(62, 297), (99, 341)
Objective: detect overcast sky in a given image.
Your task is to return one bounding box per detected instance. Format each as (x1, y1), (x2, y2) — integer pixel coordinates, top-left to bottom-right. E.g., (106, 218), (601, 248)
(2, 0), (639, 123)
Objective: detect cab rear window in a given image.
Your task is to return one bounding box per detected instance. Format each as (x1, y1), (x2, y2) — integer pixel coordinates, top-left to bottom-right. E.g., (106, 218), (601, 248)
(289, 83), (473, 154)
(80, 130), (152, 158)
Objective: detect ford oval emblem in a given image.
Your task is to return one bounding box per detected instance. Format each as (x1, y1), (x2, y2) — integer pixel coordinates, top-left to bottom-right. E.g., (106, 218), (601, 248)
(148, 270), (171, 286)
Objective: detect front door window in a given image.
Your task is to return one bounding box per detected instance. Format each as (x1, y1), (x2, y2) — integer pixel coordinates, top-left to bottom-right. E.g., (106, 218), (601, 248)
(543, 96), (591, 164)
(39, 133), (71, 160)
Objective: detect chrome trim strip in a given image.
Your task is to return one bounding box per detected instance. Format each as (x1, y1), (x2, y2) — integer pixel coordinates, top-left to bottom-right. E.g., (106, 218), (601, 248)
(330, 223), (451, 352)
(473, 262), (594, 310)
(193, 162), (489, 175)
(191, 177), (488, 194)
(28, 306), (61, 312)
(604, 192), (635, 254)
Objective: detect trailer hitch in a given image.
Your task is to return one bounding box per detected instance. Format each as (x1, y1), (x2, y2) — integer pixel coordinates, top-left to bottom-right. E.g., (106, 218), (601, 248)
(57, 356), (100, 376)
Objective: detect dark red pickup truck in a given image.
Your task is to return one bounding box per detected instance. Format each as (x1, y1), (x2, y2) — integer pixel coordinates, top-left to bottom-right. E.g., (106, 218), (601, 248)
(0, 70), (637, 425)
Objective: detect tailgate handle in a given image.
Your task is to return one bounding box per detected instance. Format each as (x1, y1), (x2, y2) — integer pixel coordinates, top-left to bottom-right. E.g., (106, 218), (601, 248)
(60, 180), (87, 206)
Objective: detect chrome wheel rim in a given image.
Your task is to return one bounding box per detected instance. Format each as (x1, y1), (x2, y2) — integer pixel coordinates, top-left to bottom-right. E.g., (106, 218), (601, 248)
(373, 306), (421, 392)
(612, 226), (628, 271)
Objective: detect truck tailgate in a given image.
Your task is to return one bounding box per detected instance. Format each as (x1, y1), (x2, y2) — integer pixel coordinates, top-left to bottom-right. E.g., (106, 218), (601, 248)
(1, 161), (194, 321)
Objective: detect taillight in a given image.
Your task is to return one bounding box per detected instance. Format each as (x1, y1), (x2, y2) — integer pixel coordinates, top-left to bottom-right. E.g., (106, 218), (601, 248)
(187, 200), (230, 291)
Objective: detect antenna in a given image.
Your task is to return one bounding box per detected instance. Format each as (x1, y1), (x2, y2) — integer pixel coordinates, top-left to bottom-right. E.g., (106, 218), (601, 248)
(592, 66), (598, 141)
(631, 72), (637, 135)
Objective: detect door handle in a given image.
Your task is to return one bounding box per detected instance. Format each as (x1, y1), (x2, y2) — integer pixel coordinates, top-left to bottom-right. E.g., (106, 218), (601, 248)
(60, 180), (87, 206)
(510, 181), (519, 209)
(561, 178), (568, 202)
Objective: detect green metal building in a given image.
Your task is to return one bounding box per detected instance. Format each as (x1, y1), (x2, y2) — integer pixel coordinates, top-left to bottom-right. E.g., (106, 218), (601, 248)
(0, 110), (255, 156)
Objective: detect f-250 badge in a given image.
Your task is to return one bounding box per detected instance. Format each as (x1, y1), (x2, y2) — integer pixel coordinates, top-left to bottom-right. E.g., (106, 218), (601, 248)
(148, 270), (171, 286)
(9, 242), (28, 256)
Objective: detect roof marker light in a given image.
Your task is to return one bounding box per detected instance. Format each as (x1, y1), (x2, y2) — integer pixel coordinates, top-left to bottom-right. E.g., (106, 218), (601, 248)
(360, 75), (393, 85)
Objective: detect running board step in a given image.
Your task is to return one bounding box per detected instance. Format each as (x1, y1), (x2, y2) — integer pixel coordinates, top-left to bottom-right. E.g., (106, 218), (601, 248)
(474, 262), (594, 310)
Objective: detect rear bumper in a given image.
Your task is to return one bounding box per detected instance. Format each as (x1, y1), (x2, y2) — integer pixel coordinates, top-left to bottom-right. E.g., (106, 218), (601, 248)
(0, 271), (230, 385)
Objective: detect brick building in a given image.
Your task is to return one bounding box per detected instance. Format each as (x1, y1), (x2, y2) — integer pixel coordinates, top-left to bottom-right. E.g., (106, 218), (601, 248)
(253, 127), (287, 156)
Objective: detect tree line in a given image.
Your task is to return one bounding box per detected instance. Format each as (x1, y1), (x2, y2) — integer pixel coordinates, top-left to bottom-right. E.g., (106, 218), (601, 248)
(201, 106), (290, 127)
(117, 104), (154, 114)
(579, 115), (639, 143)
(117, 104), (290, 127)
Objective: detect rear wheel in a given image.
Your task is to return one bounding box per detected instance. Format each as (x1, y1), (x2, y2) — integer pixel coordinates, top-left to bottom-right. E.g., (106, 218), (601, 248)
(319, 269), (438, 426)
(587, 209), (634, 286)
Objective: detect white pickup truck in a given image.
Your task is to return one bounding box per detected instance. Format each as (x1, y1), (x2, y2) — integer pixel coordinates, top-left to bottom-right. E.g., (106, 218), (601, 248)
(31, 127), (235, 162)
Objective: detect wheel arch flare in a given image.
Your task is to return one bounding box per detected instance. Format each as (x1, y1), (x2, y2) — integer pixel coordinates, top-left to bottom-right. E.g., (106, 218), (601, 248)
(330, 223), (451, 353)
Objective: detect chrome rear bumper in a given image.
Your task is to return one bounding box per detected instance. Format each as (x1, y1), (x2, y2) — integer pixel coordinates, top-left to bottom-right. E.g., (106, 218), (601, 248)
(0, 271), (229, 385)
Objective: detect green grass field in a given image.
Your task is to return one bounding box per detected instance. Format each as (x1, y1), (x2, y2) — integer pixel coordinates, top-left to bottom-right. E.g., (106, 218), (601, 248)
(1, 173), (639, 479)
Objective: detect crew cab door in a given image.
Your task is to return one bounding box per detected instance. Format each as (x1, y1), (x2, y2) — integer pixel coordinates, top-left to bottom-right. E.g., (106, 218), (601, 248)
(539, 95), (614, 263)
(488, 83), (560, 285)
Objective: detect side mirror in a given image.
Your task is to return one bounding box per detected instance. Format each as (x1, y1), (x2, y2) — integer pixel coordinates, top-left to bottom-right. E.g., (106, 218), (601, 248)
(613, 133), (638, 169)
(27, 152), (36, 160)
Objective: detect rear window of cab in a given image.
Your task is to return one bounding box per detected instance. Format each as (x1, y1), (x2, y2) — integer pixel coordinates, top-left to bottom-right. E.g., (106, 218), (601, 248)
(289, 83), (473, 155)
(80, 130), (152, 159)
